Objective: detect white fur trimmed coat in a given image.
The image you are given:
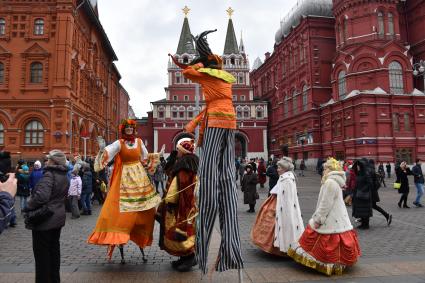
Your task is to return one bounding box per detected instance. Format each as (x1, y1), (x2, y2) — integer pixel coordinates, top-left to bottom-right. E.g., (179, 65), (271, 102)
(271, 171), (305, 252)
(309, 171), (353, 234)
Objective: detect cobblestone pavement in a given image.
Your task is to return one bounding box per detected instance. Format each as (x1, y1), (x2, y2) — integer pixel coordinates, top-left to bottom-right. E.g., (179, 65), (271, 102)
(1, 170), (425, 282)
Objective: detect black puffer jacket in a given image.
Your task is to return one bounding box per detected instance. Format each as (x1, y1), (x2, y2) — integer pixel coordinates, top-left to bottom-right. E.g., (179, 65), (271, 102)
(352, 159), (373, 218)
(26, 165), (69, 231)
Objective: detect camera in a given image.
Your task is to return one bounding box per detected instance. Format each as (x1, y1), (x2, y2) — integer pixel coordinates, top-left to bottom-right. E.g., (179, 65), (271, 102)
(0, 151), (12, 183)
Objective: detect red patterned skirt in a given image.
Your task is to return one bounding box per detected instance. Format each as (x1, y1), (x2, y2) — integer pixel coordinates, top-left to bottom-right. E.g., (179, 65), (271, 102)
(288, 225), (361, 275)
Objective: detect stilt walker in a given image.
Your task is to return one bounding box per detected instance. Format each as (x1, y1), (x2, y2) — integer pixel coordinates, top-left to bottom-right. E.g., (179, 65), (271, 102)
(169, 29), (244, 275)
(87, 119), (164, 262)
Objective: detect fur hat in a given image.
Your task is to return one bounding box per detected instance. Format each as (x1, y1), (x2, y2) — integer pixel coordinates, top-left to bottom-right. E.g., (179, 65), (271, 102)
(176, 138), (195, 154)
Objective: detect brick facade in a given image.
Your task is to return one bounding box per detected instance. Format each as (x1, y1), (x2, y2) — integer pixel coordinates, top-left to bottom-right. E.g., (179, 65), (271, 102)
(0, 0), (129, 162)
(251, 0), (425, 165)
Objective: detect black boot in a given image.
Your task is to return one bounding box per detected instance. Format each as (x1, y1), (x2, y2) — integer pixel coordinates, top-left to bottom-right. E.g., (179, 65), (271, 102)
(175, 254), (197, 272)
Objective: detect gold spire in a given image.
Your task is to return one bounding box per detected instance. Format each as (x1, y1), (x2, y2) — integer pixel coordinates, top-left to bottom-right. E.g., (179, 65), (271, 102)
(182, 6), (190, 17)
(226, 7), (234, 18)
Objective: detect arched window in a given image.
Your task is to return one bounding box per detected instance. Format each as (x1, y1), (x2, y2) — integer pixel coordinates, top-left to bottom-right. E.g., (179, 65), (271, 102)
(236, 106), (243, 119)
(388, 13), (394, 35)
(0, 18), (5, 35)
(175, 72), (181, 84)
(171, 106), (178, 119)
(179, 106), (185, 119)
(389, 61), (404, 94)
(30, 62), (43, 83)
(238, 73), (244, 85)
(24, 120), (44, 145)
(256, 106), (264, 119)
(338, 70), (347, 100)
(292, 89), (298, 115)
(243, 106), (250, 119)
(284, 94), (289, 118)
(0, 122), (4, 145)
(378, 12), (384, 37)
(302, 85), (308, 111)
(187, 106), (195, 118)
(0, 62), (4, 83)
(34, 18), (44, 35)
(157, 106), (165, 119)
(182, 56), (188, 64)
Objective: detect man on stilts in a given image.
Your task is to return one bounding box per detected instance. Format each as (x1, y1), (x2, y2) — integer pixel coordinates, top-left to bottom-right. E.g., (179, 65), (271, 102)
(170, 28), (244, 276)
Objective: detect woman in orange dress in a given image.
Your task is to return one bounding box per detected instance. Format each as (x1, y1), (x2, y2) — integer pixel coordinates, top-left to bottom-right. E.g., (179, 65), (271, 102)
(88, 119), (164, 261)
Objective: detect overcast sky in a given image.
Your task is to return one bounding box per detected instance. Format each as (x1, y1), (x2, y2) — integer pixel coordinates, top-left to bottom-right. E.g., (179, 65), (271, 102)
(98, 0), (298, 117)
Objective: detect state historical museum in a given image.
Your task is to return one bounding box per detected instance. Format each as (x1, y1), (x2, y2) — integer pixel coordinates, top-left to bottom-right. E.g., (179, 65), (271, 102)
(251, 0), (425, 165)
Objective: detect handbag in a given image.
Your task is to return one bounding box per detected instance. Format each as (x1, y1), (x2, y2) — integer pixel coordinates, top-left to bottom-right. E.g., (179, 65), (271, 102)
(24, 173), (55, 228)
(255, 191), (259, 199)
(393, 182), (401, 190)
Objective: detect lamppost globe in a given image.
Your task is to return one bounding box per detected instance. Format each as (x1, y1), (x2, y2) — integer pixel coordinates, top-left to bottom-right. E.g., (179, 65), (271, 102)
(419, 65), (425, 73)
(413, 69), (419, 76)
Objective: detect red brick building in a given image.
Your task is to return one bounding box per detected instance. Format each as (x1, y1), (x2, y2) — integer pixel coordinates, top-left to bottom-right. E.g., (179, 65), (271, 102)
(148, 9), (268, 159)
(251, 0), (425, 165)
(0, 0), (129, 162)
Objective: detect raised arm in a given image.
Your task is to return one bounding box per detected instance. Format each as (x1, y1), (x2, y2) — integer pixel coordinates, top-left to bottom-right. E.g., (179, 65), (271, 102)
(94, 140), (121, 172)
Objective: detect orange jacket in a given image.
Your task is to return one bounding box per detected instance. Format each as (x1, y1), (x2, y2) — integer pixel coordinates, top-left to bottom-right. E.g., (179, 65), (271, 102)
(183, 65), (236, 145)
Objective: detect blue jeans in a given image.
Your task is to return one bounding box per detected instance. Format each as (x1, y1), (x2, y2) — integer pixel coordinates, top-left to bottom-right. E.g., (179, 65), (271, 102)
(19, 196), (28, 211)
(81, 192), (92, 212)
(414, 182), (424, 204)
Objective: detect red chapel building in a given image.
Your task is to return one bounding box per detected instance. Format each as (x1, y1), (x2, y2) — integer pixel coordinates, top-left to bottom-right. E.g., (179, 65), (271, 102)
(251, 0), (425, 165)
(148, 9), (268, 159)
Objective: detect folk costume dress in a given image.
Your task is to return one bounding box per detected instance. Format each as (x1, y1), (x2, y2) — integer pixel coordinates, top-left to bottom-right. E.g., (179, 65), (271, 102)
(88, 138), (161, 257)
(159, 151), (199, 258)
(271, 171), (304, 253)
(288, 163), (361, 276)
(251, 171), (304, 256)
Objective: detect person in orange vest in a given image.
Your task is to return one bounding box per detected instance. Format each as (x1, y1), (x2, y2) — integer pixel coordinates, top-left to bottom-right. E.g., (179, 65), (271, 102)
(169, 29), (243, 275)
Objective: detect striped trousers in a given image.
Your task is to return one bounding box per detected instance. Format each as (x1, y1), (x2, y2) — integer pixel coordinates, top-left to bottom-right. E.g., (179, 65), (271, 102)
(196, 127), (244, 273)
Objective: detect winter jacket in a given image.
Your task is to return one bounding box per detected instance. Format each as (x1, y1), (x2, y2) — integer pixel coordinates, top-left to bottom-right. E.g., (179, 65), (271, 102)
(68, 175), (82, 197)
(0, 191), (14, 234)
(266, 165), (279, 190)
(310, 171), (353, 234)
(16, 171), (30, 197)
(82, 171), (93, 194)
(412, 164), (424, 184)
(242, 172), (258, 204)
(29, 168), (43, 190)
(352, 159), (373, 218)
(395, 167), (414, 194)
(26, 165), (69, 231)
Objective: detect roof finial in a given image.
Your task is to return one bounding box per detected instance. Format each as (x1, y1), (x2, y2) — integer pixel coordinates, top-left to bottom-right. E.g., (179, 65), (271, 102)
(226, 7), (234, 18)
(182, 6), (190, 18)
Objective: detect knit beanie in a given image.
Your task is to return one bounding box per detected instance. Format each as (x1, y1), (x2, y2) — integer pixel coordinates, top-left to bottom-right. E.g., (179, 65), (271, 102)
(46, 149), (67, 166)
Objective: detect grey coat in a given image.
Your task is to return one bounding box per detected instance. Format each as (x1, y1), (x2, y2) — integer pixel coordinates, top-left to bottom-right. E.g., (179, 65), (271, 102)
(27, 165), (69, 231)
